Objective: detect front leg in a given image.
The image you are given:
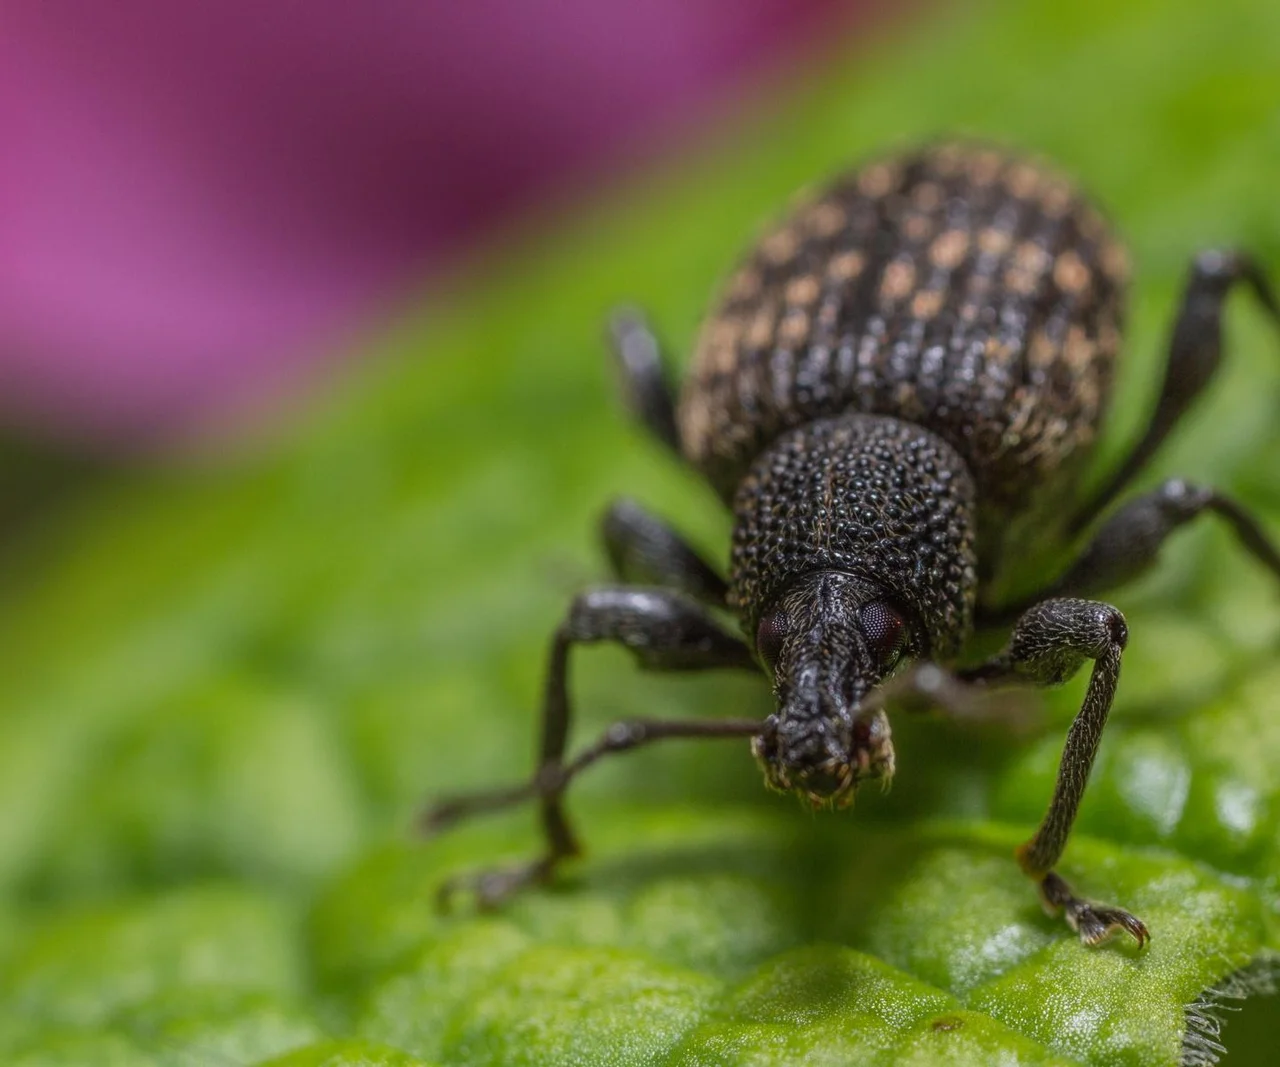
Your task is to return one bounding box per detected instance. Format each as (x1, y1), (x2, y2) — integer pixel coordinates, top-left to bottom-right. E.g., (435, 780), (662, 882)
(963, 598), (1149, 948)
(421, 586), (760, 909)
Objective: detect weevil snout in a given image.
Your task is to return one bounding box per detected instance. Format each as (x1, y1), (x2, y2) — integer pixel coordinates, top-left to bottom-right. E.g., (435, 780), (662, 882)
(750, 570), (909, 807)
(752, 705), (895, 808)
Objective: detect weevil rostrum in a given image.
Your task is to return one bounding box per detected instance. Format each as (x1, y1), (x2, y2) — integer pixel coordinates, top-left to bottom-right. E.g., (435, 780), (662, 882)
(424, 142), (1280, 947)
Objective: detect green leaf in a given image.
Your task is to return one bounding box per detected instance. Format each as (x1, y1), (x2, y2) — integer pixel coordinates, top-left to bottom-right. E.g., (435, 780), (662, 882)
(257, 1041), (438, 1067)
(2, 0), (1280, 1063)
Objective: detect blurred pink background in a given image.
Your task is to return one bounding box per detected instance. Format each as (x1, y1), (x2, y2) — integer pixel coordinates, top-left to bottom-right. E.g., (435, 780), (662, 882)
(0, 1), (880, 452)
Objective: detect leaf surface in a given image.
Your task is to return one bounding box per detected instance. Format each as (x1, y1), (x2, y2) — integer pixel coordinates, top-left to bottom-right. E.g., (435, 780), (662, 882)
(2, 0), (1280, 1063)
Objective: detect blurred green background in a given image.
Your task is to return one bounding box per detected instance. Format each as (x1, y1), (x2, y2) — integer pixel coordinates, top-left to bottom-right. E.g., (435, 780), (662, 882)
(1, 0), (1280, 1063)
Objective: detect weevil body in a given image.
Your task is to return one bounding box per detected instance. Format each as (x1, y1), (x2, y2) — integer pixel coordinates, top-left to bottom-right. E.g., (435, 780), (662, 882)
(426, 143), (1280, 948)
(682, 144), (1123, 522)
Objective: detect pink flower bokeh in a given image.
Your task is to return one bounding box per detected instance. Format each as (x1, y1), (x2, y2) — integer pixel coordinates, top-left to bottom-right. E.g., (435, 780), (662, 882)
(0, 1), (874, 452)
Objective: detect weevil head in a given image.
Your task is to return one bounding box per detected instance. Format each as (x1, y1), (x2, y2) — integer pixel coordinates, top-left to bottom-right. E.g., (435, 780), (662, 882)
(749, 571), (913, 809)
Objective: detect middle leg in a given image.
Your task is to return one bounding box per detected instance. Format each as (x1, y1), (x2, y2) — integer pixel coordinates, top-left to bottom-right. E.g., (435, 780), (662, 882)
(979, 476), (1280, 625)
(601, 496), (730, 607)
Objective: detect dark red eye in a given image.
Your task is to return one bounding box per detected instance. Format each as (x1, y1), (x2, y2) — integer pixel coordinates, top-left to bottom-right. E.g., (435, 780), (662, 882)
(859, 600), (909, 671)
(755, 610), (789, 674)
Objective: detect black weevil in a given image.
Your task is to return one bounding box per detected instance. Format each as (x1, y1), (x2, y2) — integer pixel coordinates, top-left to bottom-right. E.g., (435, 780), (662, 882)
(424, 142), (1280, 947)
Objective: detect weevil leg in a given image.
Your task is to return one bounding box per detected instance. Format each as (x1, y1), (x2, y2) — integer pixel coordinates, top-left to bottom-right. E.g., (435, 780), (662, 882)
(421, 586), (760, 909)
(1070, 249), (1280, 535)
(961, 597), (1148, 947)
(978, 477), (1280, 626)
(608, 307), (683, 455)
(601, 497), (730, 607)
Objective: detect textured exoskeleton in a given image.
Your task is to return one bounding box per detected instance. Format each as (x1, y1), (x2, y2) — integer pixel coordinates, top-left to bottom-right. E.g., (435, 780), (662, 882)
(425, 143), (1280, 948)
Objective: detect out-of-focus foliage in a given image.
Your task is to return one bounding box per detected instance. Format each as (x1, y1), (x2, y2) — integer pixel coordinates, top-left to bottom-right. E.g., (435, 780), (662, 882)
(0, 0), (1279, 1063)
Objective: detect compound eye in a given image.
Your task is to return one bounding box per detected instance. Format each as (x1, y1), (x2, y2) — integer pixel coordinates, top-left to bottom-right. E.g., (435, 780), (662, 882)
(755, 610), (790, 675)
(859, 600), (909, 672)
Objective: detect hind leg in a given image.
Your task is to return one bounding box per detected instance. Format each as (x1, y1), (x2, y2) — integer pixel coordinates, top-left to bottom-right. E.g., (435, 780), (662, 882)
(608, 308), (683, 456)
(1070, 249), (1279, 534)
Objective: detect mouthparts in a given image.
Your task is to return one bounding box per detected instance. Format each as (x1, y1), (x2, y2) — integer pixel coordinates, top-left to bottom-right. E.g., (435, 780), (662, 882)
(751, 708), (895, 810)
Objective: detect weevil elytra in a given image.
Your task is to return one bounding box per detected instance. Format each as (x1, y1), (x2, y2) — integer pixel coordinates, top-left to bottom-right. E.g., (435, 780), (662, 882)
(423, 142), (1280, 947)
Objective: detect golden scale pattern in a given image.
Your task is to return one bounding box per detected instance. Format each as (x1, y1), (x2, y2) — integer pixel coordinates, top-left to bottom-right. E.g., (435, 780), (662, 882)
(679, 143), (1130, 528)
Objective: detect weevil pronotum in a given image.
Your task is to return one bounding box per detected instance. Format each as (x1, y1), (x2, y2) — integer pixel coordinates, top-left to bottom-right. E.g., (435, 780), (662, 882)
(423, 142), (1280, 947)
